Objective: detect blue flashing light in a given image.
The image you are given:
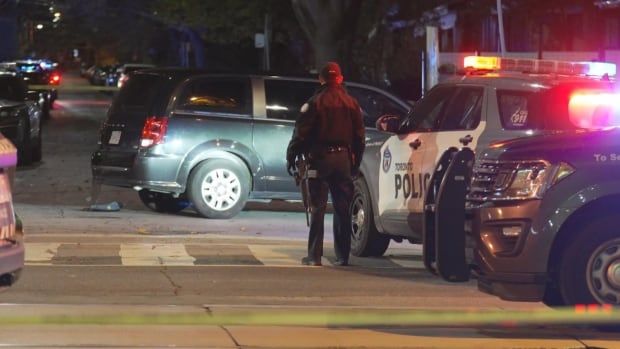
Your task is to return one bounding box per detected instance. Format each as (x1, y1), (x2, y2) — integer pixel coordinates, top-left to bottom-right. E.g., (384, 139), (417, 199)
(583, 62), (617, 77)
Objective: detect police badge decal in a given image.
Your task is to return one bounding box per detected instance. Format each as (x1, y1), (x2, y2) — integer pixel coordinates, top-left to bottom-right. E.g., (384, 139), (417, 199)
(382, 147), (392, 173)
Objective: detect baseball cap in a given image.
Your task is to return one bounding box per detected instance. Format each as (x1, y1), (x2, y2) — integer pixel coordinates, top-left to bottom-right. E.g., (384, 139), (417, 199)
(319, 62), (343, 82)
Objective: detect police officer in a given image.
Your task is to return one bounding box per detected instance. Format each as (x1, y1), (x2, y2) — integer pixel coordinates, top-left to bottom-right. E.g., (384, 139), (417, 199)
(286, 62), (365, 266)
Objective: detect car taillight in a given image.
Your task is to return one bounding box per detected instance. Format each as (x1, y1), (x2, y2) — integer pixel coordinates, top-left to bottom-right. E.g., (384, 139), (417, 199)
(49, 73), (61, 84)
(140, 116), (168, 148)
(118, 75), (128, 88)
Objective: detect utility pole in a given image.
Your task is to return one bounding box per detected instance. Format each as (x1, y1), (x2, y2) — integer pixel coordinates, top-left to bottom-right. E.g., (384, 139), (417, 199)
(264, 14), (271, 72)
(496, 0), (506, 56)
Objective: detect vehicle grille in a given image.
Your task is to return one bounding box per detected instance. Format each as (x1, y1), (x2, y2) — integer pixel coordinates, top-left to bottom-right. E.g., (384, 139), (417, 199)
(467, 161), (514, 205)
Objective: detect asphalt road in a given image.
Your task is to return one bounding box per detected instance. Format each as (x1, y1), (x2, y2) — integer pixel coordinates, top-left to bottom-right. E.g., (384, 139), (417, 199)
(2, 73), (618, 348)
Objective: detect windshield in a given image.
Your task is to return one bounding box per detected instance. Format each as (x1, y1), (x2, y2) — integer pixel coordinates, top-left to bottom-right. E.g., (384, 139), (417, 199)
(108, 73), (172, 121)
(0, 77), (26, 101)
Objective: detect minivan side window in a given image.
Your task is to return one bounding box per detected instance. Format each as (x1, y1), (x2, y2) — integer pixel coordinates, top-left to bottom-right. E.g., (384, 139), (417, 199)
(348, 87), (407, 128)
(265, 80), (317, 121)
(439, 87), (483, 130)
(177, 77), (251, 115)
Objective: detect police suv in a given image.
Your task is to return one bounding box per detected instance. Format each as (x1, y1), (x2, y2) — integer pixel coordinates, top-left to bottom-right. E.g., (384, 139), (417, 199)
(351, 56), (618, 257)
(471, 128), (620, 307)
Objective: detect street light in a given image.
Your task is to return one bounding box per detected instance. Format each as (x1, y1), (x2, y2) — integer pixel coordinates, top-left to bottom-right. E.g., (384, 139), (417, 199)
(36, 24), (43, 30)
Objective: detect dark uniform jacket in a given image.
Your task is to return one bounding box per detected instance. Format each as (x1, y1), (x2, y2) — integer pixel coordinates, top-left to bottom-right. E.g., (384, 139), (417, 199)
(287, 83), (365, 169)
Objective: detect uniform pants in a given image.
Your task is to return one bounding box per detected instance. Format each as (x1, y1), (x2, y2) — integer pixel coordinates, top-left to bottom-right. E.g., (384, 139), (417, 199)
(307, 151), (353, 262)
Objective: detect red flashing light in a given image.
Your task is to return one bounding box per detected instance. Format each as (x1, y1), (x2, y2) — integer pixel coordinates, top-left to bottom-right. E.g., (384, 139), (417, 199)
(140, 116), (168, 148)
(50, 73), (61, 85)
(569, 91), (620, 129)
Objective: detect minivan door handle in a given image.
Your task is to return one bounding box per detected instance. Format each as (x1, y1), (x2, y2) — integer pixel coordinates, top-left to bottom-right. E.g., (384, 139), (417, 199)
(459, 135), (473, 146)
(409, 139), (422, 150)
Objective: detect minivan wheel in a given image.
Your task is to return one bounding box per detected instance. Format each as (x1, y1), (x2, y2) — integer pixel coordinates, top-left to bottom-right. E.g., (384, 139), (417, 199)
(350, 177), (390, 257)
(188, 159), (250, 219)
(558, 216), (620, 305)
(138, 189), (189, 213)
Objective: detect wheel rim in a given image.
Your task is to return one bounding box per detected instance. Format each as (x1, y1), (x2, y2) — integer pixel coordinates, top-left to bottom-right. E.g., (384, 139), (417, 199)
(587, 238), (620, 304)
(200, 168), (241, 211)
(350, 195), (366, 242)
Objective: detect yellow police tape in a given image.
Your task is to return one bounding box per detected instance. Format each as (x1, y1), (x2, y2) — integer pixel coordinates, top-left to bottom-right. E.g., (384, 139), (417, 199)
(28, 84), (118, 92)
(0, 306), (618, 327)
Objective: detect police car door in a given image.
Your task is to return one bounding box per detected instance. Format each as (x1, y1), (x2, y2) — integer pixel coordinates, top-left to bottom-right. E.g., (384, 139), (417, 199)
(377, 86), (456, 236)
(427, 85), (486, 176)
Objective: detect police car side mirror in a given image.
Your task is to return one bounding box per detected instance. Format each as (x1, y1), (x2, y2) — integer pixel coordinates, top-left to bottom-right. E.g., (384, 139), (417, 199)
(376, 114), (401, 133)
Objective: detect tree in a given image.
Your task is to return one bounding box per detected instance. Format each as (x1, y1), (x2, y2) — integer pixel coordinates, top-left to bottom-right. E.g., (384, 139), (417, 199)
(153, 0), (304, 71)
(291, 0), (361, 71)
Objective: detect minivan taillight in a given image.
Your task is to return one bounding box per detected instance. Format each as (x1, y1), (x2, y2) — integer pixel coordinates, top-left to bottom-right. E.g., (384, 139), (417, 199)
(140, 116), (168, 148)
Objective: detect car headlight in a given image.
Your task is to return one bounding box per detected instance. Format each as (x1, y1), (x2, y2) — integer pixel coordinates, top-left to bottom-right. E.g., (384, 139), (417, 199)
(493, 161), (575, 200)
(0, 108), (20, 119)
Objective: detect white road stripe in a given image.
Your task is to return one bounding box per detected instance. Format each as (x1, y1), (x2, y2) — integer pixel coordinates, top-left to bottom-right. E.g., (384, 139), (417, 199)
(24, 243), (60, 265)
(119, 243), (195, 266)
(23, 242), (422, 268)
(248, 244), (329, 266)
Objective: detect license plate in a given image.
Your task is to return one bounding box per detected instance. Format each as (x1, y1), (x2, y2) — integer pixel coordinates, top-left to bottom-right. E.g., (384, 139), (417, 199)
(108, 131), (122, 145)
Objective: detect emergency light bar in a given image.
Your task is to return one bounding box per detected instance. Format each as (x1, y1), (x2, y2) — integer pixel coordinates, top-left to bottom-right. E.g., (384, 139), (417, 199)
(464, 56), (617, 77)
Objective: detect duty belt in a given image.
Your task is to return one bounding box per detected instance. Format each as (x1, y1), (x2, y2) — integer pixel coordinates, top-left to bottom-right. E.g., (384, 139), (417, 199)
(325, 145), (348, 153)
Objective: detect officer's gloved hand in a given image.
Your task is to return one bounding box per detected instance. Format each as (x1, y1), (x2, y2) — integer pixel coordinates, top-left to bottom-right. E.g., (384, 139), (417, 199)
(286, 155), (297, 176)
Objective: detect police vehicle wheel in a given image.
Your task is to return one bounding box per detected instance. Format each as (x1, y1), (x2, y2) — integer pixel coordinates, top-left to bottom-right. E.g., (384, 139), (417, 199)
(558, 216), (620, 306)
(188, 159), (250, 219)
(138, 189), (189, 213)
(350, 177), (390, 257)
(31, 124), (42, 162)
(17, 120), (33, 166)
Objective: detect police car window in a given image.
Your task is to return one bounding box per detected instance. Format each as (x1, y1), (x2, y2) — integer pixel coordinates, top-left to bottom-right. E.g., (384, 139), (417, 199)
(347, 87), (407, 128)
(177, 77), (251, 115)
(439, 87), (483, 130)
(497, 90), (533, 129)
(399, 86), (455, 133)
(265, 80), (317, 121)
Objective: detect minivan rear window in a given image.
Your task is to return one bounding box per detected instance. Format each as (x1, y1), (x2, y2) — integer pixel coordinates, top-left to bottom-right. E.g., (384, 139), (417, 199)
(108, 74), (174, 120)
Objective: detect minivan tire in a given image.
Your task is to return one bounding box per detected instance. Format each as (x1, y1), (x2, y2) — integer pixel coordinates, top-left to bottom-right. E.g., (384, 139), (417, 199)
(350, 177), (390, 257)
(188, 159), (250, 219)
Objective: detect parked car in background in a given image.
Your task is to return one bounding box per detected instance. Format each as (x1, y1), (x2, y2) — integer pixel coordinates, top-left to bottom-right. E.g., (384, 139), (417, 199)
(115, 63), (155, 88)
(90, 65), (117, 86)
(92, 69), (410, 218)
(0, 134), (23, 290)
(0, 60), (60, 118)
(0, 71), (43, 165)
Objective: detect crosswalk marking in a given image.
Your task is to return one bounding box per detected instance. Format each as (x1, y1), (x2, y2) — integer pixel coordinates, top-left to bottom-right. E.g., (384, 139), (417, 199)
(119, 243), (195, 266)
(25, 243), (60, 265)
(248, 244), (306, 266)
(24, 242), (423, 269)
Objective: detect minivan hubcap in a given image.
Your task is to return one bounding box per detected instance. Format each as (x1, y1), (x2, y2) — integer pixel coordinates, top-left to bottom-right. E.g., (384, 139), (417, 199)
(201, 169), (241, 211)
(587, 238), (620, 304)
